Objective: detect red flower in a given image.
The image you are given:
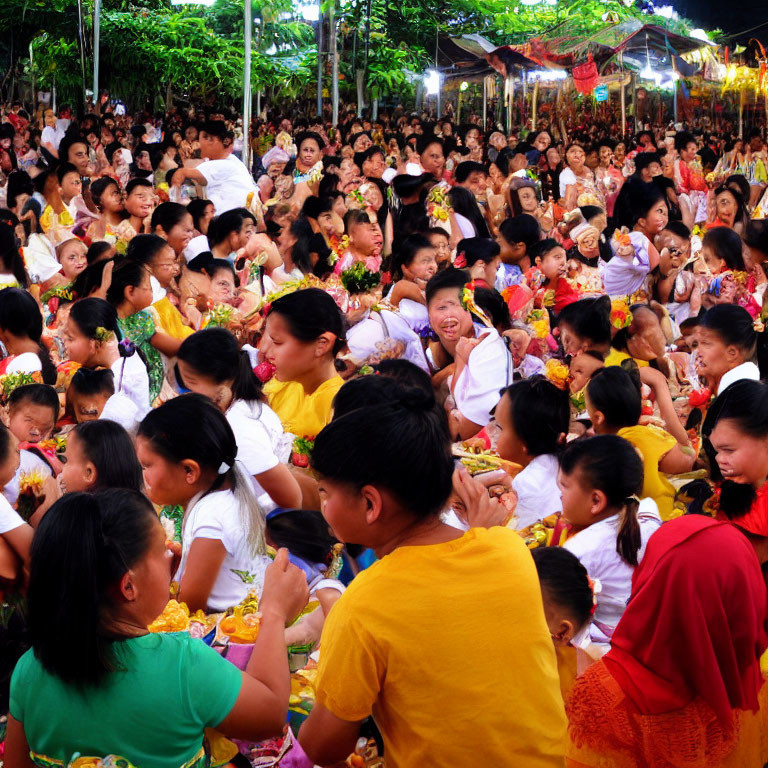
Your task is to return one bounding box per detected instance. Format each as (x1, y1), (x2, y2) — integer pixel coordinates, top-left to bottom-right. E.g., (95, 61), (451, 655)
(688, 388), (712, 408)
(454, 251), (467, 268)
(253, 361), (276, 383)
(291, 452), (309, 468)
(380, 271), (392, 287)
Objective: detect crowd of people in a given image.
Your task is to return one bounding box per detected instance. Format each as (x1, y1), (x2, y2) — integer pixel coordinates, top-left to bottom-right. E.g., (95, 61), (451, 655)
(1, 93), (768, 767)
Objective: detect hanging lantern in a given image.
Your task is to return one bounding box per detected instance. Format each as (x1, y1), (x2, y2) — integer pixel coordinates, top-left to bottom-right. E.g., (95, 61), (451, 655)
(572, 54), (599, 95)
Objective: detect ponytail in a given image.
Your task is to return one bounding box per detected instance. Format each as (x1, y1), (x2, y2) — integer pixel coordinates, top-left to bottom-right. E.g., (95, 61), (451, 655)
(616, 494), (642, 567)
(28, 490), (157, 686)
(0, 287), (55, 383)
(560, 435), (644, 566)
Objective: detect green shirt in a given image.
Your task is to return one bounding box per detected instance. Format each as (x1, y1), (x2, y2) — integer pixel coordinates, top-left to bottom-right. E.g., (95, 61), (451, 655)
(10, 632), (242, 768)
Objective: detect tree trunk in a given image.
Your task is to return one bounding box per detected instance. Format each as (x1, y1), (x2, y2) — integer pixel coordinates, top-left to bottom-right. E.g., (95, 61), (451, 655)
(166, 81), (174, 110)
(356, 69), (365, 116)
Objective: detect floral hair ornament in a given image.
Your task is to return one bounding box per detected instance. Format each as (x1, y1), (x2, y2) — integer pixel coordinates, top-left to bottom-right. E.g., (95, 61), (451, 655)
(610, 297), (632, 330)
(118, 338), (136, 356)
(453, 251), (467, 269)
(754, 317), (765, 333)
(544, 359), (570, 391)
(460, 280), (493, 328)
(587, 576), (602, 616)
(94, 326), (116, 343)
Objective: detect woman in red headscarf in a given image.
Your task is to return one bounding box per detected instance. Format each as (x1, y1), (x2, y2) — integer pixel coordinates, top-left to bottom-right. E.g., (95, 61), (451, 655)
(566, 515), (768, 768)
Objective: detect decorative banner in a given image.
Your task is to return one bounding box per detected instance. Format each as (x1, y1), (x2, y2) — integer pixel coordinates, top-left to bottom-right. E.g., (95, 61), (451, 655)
(594, 84), (608, 102)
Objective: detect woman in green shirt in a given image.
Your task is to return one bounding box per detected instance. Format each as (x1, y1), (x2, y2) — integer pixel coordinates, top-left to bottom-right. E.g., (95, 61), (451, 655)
(5, 489), (308, 768)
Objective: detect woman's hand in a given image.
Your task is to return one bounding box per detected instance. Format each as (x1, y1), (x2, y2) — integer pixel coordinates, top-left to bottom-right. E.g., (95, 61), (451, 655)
(260, 548), (309, 626)
(451, 467), (512, 528)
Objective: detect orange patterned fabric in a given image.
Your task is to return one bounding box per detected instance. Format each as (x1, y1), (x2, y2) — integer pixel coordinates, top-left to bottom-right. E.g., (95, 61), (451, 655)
(565, 660), (768, 768)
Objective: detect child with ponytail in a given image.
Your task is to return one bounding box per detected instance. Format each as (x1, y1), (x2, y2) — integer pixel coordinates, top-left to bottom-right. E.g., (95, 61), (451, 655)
(137, 394), (270, 613)
(559, 435), (661, 645)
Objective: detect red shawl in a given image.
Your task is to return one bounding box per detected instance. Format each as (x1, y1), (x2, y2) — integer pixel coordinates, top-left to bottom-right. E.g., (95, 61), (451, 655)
(603, 516), (768, 726)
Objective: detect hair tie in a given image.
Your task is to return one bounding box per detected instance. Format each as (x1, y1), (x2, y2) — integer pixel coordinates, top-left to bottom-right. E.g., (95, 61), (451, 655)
(218, 461), (231, 475)
(626, 494), (641, 504)
(118, 338), (136, 356)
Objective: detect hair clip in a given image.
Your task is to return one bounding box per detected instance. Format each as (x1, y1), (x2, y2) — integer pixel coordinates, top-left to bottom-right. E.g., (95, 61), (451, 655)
(218, 461), (231, 475)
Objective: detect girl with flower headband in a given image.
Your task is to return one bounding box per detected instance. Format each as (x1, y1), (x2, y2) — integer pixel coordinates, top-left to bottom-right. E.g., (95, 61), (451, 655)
(560, 435), (661, 647)
(137, 394), (270, 612)
(61, 297), (151, 417)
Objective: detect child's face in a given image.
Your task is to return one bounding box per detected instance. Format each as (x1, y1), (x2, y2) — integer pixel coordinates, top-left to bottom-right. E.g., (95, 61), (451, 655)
(427, 234), (451, 267)
(8, 401), (55, 443)
(149, 244), (180, 289)
(58, 240), (88, 281)
(136, 435), (192, 507)
(59, 171), (82, 201)
(317, 475), (372, 545)
(124, 185), (155, 220)
(427, 287), (475, 349)
(163, 213), (195, 256)
(710, 418), (768, 487)
(59, 431), (95, 493)
(701, 244), (725, 275)
(494, 392), (529, 465)
(402, 247), (437, 283)
(569, 353), (604, 395)
(69, 387), (110, 423)
(695, 327), (740, 384)
(557, 467), (599, 530)
(537, 247), (567, 282)
(100, 182), (124, 214)
(261, 312), (332, 381)
(0, 431), (20, 488)
(126, 270), (154, 312)
(60, 318), (99, 366)
(209, 267), (236, 305)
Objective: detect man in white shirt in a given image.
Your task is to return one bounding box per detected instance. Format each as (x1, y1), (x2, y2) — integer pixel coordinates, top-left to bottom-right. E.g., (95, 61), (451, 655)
(170, 119), (256, 215)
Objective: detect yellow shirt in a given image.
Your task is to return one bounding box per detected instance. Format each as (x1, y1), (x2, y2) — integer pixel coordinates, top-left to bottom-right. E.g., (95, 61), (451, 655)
(152, 297), (194, 340)
(604, 348), (649, 368)
(618, 425), (677, 520)
(263, 375), (343, 437)
(314, 527), (567, 768)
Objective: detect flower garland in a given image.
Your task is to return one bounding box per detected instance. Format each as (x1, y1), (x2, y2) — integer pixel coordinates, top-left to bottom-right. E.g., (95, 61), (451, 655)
(0, 371), (42, 403)
(460, 280), (494, 328)
(340, 261), (381, 295)
(201, 303), (236, 329)
(291, 436), (315, 468)
(544, 359), (570, 391)
(328, 234), (349, 267)
(426, 185), (452, 223)
(610, 297), (632, 330)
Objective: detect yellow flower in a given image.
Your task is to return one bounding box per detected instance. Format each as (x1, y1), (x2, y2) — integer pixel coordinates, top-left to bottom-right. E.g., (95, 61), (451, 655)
(531, 319), (549, 338)
(544, 359), (570, 390)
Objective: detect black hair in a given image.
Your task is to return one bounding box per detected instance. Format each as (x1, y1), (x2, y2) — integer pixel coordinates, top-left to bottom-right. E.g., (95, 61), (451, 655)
(69, 367), (115, 397)
(499, 214), (541, 251)
(125, 233), (170, 266)
(58, 135), (88, 167)
(27, 489), (158, 685)
(0, 222), (29, 288)
(633, 152), (661, 174)
(614, 178), (667, 230)
(503, 376), (570, 456)
(8, 383), (59, 421)
(71, 259), (115, 300)
(457, 237), (500, 268)
(372, 359), (433, 394)
(177, 327), (263, 403)
(0, 288), (56, 385)
(391, 234), (433, 280)
(124, 177), (153, 196)
(744, 219), (768, 257)
(560, 435), (644, 565)
(529, 238), (562, 263)
(268, 288), (346, 356)
(201, 119), (233, 143)
(301, 196), (333, 220)
(700, 304), (757, 358)
(474, 287), (510, 330)
(187, 198), (215, 232)
(266, 509), (339, 567)
(312, 386), (453, 519)
(208, 208), (255, 248)
(586, 366), (641, 429)
(295, 130), (325, 153)
(89, 177), (120, 212)
(70, 420), (144, 492)
(702, 226), (745, 271)
(557, 296), (611, 349)
(150, 202), (190, 236)
(664, 220), (691, 240)
(283, 216), (316, 275)
(725, 174), (751, 205)
(674, 131), (697, 152)
(531, 547), (593, 630)
(448, 187), (491, 238)
(425, 266), (470, 307)
(86, 240), (115, 266)
(713, 185), (746, 227)
(105, 259), (148, 308)
(416, 134), (444, 156)
(68, 297), (133, 360)
(579, 205), (604, 223)
(56, 162), (80, 184)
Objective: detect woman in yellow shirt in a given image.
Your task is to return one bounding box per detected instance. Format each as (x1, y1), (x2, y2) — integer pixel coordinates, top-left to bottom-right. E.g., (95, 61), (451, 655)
(261, 288), (345, 438)
(298, 378), (566, 767)
(587, 366), (694, 519)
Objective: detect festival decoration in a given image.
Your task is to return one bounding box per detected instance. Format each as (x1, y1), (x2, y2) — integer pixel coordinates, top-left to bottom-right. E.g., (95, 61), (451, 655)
(291, 436), (315, 468)
(544, 359), (570, 390)
(0, 371), (43, 403)
(610, 297), (632, 330)
(340, 262), (381, 295)
(460, 280), (494, 328)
